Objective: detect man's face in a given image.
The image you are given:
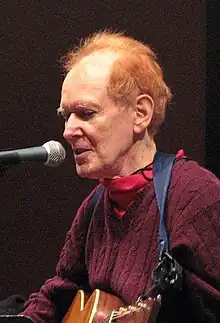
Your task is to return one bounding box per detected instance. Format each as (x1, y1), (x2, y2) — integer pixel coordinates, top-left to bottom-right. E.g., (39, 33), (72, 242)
(60, 52), (136, 179)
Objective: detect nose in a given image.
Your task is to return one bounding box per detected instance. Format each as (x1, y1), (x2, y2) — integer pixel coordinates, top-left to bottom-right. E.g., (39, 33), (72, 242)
(63, 113), (83, 143)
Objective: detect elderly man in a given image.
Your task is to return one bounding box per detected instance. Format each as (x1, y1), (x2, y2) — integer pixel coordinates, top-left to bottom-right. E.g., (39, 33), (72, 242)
(21, 31), (220, 322)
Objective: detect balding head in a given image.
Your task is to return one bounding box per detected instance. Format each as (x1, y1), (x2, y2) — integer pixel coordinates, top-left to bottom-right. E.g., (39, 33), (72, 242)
(62, 31), (172, 136)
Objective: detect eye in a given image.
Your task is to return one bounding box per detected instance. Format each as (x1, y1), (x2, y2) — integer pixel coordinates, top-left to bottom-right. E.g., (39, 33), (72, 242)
(57, 105), (97, 122)
(78, 109), (95, 120)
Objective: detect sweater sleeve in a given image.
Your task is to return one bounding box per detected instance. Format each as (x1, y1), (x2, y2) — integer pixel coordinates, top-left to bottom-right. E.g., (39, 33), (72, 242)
(167, 162), (220, 322)
(20, 187), (99, 323)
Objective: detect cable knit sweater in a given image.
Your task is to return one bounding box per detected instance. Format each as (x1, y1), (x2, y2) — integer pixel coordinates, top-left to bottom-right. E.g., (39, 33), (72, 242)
(21, 159), (220, 322)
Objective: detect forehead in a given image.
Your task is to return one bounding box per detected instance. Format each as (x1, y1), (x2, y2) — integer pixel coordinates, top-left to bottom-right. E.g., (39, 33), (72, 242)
(61, 52), (118, 104)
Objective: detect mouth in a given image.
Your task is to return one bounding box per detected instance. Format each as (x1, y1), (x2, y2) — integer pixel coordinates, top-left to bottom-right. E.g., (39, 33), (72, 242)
(73, 148), (91, 156)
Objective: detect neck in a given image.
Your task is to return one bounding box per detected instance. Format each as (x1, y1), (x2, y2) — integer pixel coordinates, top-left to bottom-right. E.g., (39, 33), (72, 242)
(112, 138), (157, 178)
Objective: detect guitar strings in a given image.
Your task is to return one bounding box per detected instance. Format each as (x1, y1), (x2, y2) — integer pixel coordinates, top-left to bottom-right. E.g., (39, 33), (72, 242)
(103, 307), (141, 322)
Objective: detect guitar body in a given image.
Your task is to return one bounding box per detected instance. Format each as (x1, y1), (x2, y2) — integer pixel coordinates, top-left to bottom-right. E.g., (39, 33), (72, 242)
(62, 289), (161, 323)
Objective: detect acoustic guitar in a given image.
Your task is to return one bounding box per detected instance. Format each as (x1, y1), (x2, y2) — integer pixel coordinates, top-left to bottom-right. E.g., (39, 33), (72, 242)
(62, 289), (161, 322)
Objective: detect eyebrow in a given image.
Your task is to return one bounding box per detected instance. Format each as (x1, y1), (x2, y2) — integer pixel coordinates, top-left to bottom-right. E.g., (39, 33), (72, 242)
(57, 106), (64, 115)
(57, 101), (101, 116)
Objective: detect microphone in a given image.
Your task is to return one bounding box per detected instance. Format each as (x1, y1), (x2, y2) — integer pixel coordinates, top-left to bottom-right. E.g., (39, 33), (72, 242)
(0, 140), (66, 167)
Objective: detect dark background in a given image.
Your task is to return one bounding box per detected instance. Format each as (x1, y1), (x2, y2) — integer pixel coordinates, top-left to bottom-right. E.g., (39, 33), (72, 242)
(0, 1), (218, 300)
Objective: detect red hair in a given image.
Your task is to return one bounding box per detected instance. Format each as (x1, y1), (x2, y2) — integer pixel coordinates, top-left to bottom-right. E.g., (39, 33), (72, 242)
(62, 31), (172, 136)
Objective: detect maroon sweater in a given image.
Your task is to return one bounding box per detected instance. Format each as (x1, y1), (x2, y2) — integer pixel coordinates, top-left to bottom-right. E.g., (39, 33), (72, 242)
(21, 159), (220, 322)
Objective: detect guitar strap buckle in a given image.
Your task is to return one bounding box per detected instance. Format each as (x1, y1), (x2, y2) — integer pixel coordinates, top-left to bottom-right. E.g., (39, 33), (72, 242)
(151, 252), (183, 294)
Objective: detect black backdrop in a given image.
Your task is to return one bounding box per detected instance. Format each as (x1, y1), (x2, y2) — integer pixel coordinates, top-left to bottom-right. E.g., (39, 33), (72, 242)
(0, 1), (214, 299)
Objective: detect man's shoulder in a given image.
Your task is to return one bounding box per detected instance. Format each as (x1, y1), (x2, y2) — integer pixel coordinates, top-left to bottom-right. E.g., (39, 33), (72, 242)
(172, 158), (219, 190)
(169, 158), (220, 214)
(81, 183), (104, 208)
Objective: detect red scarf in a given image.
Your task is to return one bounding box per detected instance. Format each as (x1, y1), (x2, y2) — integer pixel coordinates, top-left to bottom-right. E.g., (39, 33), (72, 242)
(101, 150), (184, 216)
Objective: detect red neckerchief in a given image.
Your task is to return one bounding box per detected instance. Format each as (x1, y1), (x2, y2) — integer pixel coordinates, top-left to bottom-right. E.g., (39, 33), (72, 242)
(100, 150), (185, 217)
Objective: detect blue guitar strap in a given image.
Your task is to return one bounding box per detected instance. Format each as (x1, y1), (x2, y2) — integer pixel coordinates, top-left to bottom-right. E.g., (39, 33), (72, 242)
(153, 152), (176, 258)
(150, 152), (183, 295)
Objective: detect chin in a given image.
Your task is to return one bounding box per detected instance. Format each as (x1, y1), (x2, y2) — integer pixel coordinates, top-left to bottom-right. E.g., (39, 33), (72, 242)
(76, 165), (101, 179)
(75, 159), (116, 179)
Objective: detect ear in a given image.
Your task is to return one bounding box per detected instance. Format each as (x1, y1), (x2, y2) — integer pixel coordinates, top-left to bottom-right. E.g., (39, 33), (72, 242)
(133, 94), (154, 134)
